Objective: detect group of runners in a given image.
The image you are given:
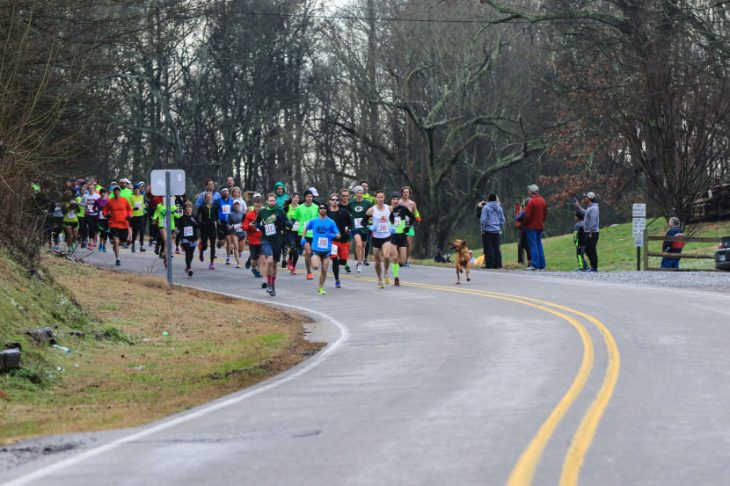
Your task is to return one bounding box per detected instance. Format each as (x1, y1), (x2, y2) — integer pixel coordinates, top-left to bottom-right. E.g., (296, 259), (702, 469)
(47, 177), (421, 296)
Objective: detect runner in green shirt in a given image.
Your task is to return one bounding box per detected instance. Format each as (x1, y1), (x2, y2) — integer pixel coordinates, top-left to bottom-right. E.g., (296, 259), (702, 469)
(349, 185), (373, 273)
(254, 193), (292, 296)
(152, 202), (179, 266)
(129, 183), (147, 253)
(291, 190), (320, 280)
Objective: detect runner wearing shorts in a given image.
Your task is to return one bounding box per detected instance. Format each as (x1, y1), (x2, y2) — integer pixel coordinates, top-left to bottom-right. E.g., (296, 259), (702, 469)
(399, 186), (420, 266)
(366, 190), (395, 288)
(389, 193), (415, 286)
(94, 189), (110, 252)
(303, 204), (340, 295)
(291, 190), (319, 280)
(254, 193), (291, 296)
(348, 185), (372, 274)
(327, 193), (354, 289)
(102, 186), (132, 266)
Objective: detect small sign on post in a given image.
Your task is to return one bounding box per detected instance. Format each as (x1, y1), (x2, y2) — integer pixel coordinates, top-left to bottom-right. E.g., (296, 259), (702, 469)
(151, 170), (186, 288)
(632, 203), (647, 271)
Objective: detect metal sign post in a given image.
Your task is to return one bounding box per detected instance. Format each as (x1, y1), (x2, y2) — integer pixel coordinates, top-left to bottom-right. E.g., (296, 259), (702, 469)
(151, 169), (186, 289)
(632, 203), (647, 271)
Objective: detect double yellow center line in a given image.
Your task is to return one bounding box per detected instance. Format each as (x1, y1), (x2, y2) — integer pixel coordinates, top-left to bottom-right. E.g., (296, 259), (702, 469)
(342, 275), (620, 486)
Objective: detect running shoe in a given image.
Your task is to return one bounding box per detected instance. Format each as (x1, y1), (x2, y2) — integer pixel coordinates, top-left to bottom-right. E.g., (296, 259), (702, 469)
(287, 260), (294, 272)
(377, 281), (384, 289)
(188, 268), (193, 277)
(261, 282), (267, 289)
(121, 243), (128, 249)
(154, 246), (160, 255)
(269, 287), (276, 296)
(290, 268), (297, 275)
(317, 287), (326, 295)
(209, 262), (215, 270)
(384, 278), (391, 285)
(235, 264), (241, 269)
(245, 259), (251, 269)
(306, 273), (313, 280)
(394, 277), (400, 287)
(403, 262), (410, 268)
(252, 268), (261, 278)
(140, 246), (146, 252)
(281, 260), (287, 269)
(226, 257), (230, 265)
(344, 264), (351, 273)
(335, 280), (341, 288)
(356, 263), (362, 274)
(199, 251), (204, 262)
(148, 240), (154, 247)
(81, 241), (87, 249)
(175, 248), (180, 255)
(131, 243), (136, 253)
(363, 260), (370, 266)
(115, 259), (121, 266)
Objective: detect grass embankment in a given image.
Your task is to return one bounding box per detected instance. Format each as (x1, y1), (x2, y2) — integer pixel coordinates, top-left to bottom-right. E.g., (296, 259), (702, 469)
(415, 220), (730, 271)
(0, 254), (321, 445)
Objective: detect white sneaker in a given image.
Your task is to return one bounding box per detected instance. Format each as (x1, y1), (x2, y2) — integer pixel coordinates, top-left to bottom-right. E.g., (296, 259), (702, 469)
(356, 263), (362, 274)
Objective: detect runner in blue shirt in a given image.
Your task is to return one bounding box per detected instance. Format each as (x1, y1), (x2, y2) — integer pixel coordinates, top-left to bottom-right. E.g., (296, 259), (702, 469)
(302, 204), (340, 295)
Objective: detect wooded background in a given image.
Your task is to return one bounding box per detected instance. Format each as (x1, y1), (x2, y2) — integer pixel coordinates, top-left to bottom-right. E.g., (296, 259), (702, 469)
(3, 0), (730, 258)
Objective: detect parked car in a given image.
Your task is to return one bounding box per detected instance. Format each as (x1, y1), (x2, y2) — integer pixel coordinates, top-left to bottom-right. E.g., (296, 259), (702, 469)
(715, 236), (730, 270)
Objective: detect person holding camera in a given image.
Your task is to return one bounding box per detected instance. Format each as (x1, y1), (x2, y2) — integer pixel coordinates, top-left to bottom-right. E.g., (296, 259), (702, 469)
(480, 193), (506, 269)
(574, 191), (600, 272)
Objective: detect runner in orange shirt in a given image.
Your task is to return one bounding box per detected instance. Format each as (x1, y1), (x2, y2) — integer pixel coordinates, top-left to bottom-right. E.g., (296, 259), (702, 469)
(103, 186), (133, 266)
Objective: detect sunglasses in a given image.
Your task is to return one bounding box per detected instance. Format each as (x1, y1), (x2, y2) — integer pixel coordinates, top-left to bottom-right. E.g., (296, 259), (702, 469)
(330, 197), (339, 201)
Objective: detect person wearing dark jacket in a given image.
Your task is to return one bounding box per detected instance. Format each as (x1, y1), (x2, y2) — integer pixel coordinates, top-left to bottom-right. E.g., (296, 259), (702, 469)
(660, 217), (684, 269)
(480, 194), (505, 269)
(575, 191), (600, 272)
(196, 192), (219, 268)
(523, 184), (548, 270)
(573, 212), (589, 271)
(178, 202), (199, 276)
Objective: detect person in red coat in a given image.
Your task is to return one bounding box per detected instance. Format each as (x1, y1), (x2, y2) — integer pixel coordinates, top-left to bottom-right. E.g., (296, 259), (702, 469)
(523, 184), (548, 270)
(102, 186), (132, 266)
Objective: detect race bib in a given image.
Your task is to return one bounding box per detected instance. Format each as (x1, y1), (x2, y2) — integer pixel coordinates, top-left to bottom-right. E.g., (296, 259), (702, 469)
(222, 205), (231, 214)
(234, 224), (243, 232)
(393, 216), (402, 227)
(134, 202), (142, 209)
(87, 203), (95, 212)
(67, 211), (76, 219)
(377, 223), (388, 233)
(317, 237), (328, 249)
(330, 244), (338, 256)
(264, 223), (276, 236)
(354, 218), (363, 229)
(183, 226), (193, 237)
(292, 221), (299, 231)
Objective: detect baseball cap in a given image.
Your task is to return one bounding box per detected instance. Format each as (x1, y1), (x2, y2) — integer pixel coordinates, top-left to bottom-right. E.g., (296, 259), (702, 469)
(119, 177), (131, 184)
(133, 182), (143, 189)
(252, 192), (262, 199)
(307, 187), (319, 197)
(353, 185), (363, 193)
(221, 187), (229, 193)
(585, 191), (596, 200)
(111, 185), (121, 192)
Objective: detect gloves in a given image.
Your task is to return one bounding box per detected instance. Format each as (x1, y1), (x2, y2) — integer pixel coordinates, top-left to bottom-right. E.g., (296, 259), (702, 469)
(369, 224), (378, 232)
(300, 239), (307, 247)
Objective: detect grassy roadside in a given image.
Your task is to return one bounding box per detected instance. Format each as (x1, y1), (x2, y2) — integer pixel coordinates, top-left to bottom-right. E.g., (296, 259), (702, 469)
(412, 220), (730, 271)
(0, 255), (322, 445)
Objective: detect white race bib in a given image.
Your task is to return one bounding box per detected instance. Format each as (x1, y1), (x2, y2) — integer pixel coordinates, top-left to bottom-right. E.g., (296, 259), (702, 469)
(234, 224), (243, 232)
(67, 211), (76, 219)
(330, 244), (338, 256)
(393, 216), (402, 227)
(88, 203), (95, 212)
(292, 221), (299, 231)
(377, 223), (388, 233)
(354, 218), (363, 229)
(183, 226), (193, 237)
(222, 205), (231, 215)
(134, 202), (142, 209)
(317, 237), (328, 249)
(264, 223), (276, 236)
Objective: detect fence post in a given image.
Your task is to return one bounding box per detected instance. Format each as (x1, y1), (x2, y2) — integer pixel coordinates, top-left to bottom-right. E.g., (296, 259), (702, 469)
(642, 228), (649, 271)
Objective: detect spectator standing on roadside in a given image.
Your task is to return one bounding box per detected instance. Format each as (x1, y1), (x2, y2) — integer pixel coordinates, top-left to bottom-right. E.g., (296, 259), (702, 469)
(575, 192), (600, 272)
(660, 217), (684, 269)
(480, 194), (505, 269)
(523, 184), (548, 271)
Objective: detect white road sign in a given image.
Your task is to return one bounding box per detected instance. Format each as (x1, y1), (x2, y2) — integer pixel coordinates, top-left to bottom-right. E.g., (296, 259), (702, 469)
(151, 169), (186, 196)
(632, 203), (647, 218)
(632, 217), (646, 246)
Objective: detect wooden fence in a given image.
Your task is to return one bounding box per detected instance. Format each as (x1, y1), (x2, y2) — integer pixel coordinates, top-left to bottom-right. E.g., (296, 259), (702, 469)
(642, 235), (720, 271)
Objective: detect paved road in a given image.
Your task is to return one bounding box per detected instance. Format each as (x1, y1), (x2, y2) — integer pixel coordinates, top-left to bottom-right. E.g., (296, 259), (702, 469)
(4, 248), (730, 485)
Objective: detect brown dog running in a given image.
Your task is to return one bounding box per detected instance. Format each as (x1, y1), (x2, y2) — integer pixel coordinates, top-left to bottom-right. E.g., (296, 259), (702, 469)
(449, 239), (471, 284)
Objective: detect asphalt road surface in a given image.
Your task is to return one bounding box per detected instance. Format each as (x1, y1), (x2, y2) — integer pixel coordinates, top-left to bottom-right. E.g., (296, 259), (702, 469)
(4, 248), (730, 486)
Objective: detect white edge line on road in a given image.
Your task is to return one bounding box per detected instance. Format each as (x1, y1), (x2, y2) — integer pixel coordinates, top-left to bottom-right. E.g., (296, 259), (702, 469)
(2, 293), (350, 486)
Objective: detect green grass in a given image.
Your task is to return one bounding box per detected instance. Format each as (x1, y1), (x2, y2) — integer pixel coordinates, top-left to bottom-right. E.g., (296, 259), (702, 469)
(414, 220), (730, 272)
